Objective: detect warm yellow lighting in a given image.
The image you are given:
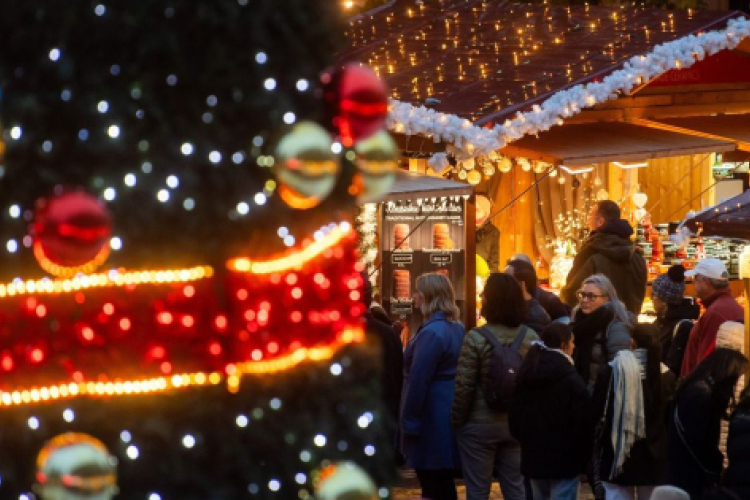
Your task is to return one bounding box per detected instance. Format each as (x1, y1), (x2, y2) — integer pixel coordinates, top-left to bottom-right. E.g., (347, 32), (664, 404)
(0, 326), (364, 407)
(33, 241), (111, 279)
(227, 223), (351, 275)
(613, 161), (649, 169)
(560, 165), (595, 174)
(0, 265), (214, 299)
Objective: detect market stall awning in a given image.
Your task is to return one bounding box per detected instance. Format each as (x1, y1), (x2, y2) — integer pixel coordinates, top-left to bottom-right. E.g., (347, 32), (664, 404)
(383, 170), (473, 202)
(341, 0), (740, 123)
(682, 189), (750, 240)
(498, 121), (735, 165)
(636, 115), (750, 152)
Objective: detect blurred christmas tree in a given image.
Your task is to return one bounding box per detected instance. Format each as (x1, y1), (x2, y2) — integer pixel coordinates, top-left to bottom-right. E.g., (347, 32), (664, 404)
(0, 1), (397, 498)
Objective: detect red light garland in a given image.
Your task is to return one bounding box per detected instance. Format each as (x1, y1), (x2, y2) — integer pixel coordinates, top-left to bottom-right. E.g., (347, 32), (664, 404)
(0, 223), (365, 406)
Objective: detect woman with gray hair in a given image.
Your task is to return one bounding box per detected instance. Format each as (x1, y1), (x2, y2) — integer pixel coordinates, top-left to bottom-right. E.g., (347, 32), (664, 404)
(571, 274), (633, 392)
(572, 274), (633, 500)
(401, 272), (464, 500)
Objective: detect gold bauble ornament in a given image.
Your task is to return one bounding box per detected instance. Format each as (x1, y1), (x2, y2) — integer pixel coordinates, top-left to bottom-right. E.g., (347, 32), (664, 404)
(353, 129), (397, 203)
(274, 121), (340, 210)
(314, 461), (377, 500)
(34, 433), (118, 500)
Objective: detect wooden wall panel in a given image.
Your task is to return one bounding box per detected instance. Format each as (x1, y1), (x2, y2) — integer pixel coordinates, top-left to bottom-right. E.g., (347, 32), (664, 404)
(640, 153), (715, 224)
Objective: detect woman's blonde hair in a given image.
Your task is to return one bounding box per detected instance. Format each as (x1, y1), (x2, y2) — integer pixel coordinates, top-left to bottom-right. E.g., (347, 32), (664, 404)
(581, 273), (632, 328)
(415, 273), (460, 322)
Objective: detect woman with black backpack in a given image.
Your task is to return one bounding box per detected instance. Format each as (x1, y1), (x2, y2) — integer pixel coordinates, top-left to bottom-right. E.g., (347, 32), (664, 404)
(451, 273), (539, 500)
(509, 322), (591, 500)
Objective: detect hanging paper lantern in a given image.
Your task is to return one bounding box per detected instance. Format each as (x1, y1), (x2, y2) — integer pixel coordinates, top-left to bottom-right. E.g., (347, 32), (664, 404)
(467, 169), (482, 185)
(597, 188), (610, 200)
(353, 129), (397, 203)
(34, 433), (118, 500)
(32, 190), (112, 277)
(314, 461), (377, 500)
(518, 158), (532, 172)
(497, 157), (512, 173)
(323, 63), (388, 146)
(274, 121), (340, 210)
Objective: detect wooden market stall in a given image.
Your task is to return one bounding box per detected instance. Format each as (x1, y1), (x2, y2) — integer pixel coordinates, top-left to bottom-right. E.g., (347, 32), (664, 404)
(341, 0), (750, 283)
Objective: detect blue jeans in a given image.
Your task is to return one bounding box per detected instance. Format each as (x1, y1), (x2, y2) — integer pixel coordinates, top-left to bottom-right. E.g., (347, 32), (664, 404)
(530, 477), (579, 500)
(456, 420), (525, 500)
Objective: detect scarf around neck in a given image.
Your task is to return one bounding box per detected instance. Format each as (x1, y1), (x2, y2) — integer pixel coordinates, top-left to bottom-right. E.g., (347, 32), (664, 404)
(609, 350), (646, 479)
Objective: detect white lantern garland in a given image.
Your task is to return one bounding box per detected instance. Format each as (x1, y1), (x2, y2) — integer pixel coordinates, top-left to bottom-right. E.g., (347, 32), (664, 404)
(390, 17), (750, 160)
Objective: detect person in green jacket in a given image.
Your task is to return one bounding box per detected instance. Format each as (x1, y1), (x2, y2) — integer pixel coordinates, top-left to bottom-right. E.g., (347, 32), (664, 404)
(451, 273), (539, 500)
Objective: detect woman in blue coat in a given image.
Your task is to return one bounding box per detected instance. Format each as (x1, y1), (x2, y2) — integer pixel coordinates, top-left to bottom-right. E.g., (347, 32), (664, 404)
(401, 272), (464, 500)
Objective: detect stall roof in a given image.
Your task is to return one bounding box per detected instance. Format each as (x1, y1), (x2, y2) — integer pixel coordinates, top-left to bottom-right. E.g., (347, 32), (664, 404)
(498, 121), (735, 165)
(383, 170), (473, 202)
(342, 0), (741, 123)
(682, 189), (750, 240)
(645, 115), (750, 152)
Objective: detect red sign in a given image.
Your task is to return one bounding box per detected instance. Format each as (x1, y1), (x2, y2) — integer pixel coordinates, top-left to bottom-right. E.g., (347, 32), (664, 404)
(648, 49), (750, 87)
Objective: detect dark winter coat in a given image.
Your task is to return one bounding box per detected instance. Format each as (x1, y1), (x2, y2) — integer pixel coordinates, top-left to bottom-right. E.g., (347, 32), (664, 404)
(526, 298), (551, 335)
(451, 323), (538, 428)
(571, 303), (633, 391)
(681, 289), (743, 376)
(364, 311), (404, 424)
(657, 299), (700, 376)
(592, 364), (676, 486)
(665, 380), (723, 499)
(561, 220), (647, 314)
(509, 348), (591, 479)
(476, 221), (500, 272)
(535, 286), (571, 321)
(724, 405), (750, 499)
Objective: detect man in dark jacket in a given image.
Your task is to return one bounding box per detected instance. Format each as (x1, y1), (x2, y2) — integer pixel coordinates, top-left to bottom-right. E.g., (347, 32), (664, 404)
(361, 273), (403, 429)
(505, 259), (551, 334)
(561, 200), (647, 314)
(511, 253), (571, 321)
(476, 195), (500, 272)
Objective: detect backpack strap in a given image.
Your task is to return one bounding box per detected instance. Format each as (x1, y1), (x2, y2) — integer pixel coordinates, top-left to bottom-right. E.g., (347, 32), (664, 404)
(673, 319), (693, 338)
(476, 326), (502, 350)
(510, 325), (528, 352)
(476, 326), (527, 351)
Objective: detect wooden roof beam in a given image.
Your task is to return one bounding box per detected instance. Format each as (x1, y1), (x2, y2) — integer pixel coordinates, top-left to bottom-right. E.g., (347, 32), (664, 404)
(632, 118), (750, 152)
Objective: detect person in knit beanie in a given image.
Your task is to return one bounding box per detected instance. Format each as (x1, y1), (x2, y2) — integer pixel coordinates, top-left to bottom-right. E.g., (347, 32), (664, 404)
(652, 264), (700, 375)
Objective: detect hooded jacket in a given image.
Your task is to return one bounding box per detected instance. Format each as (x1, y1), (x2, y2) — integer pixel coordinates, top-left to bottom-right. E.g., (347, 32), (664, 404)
(561, 220), (647, 314)
(509, 348), (591, 479)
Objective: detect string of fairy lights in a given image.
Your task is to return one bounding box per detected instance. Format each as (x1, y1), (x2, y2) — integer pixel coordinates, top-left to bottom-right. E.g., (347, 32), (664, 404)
(345, 1), (750, 161)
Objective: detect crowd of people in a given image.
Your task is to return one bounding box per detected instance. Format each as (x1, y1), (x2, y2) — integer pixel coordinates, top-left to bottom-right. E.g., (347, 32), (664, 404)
(371, 200), (750, 500)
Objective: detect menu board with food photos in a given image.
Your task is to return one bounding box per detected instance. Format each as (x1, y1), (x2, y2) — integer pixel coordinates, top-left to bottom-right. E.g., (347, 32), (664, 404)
(380, 196), (467, 335)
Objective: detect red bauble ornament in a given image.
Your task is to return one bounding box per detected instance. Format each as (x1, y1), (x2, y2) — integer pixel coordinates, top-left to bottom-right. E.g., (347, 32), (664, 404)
(323, 63), (388, 146)
(32, 190), (112, 277)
